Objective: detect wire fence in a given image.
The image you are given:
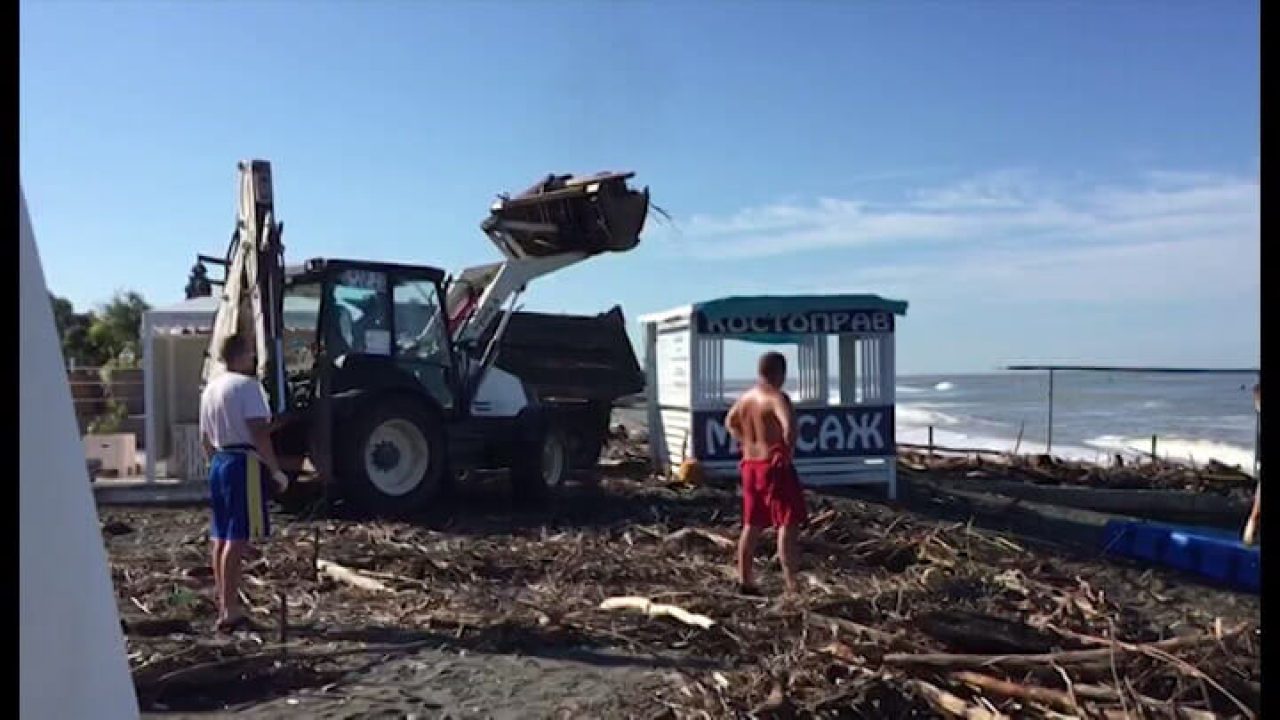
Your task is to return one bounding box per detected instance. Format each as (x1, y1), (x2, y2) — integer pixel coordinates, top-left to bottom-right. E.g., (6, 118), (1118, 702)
(1003, 365), (1259, 474)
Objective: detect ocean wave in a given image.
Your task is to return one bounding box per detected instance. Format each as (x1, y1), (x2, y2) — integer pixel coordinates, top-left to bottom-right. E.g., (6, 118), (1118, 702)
(896, 405), (961, 427)
(934, 381), (955, 391)
(1084, 435), (1256, 475)
(1084, 435), (1137, 453)
(897, 385), (927, 394)
(896, 424), (1101, 462)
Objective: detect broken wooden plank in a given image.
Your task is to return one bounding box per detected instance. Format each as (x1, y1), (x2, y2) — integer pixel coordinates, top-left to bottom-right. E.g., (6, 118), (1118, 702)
(907, 679), (1006, 719)
(599, 596), (715, 629)
(916, 609), (1063, 655)
(316, 559), (392, 593)
(883, 628), (1233, 670)
(663, 527), (736, 550)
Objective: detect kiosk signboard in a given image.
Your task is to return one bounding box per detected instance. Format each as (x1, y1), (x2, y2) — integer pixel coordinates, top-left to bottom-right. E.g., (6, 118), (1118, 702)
(692, 405), (895, 461)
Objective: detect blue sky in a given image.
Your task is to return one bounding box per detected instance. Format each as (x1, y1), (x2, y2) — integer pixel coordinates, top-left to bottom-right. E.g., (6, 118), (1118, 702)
(20, 1), (1259, 374)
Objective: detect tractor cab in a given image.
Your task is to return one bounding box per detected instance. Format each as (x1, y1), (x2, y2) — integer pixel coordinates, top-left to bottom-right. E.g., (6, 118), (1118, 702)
(279, 258), (458, 417)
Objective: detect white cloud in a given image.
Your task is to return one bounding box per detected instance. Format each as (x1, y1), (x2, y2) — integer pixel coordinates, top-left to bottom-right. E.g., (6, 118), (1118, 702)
(649, 167), (1260, 371)
(659, 167), (1259, 309)
(785, 227), (1258, 307)
(663, 168), (1260, 268)
(908, 168), (1040, 210)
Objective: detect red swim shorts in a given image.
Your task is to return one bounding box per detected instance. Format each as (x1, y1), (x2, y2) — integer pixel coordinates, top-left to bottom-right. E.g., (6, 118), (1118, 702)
(740, 454), (807, 528)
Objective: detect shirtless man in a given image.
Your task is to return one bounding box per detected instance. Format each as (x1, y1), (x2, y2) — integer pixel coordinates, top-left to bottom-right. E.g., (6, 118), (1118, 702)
(725, 352), (807, 594)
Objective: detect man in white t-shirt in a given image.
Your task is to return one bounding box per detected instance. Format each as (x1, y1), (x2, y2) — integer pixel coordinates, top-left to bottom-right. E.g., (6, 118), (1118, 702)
(199, 332), (288, 632)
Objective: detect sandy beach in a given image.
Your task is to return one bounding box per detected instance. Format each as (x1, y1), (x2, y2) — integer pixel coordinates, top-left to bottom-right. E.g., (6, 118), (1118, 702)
(107, 426), (1259, 719)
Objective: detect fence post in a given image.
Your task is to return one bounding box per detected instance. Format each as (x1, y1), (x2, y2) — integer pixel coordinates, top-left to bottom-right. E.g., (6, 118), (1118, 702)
(1046, 369), (1055, 454)
(1254, 383), (1261, 479)
(928, 426), (934, 459)
(1151, 434), (1158, 462)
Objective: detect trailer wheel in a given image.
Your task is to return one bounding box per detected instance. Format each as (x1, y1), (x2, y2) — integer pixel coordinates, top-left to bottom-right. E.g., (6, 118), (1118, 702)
(510, 413), (567, 505)
(337, 396), (446, 516)
(569, 401), (613, 469)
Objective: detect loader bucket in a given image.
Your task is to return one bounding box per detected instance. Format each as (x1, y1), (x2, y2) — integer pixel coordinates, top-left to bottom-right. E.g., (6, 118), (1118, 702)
(483, 171), (649, 259)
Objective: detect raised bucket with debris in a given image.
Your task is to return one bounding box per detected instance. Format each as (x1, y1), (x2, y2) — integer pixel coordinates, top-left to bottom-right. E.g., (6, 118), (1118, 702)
(483, 171), (650, 258)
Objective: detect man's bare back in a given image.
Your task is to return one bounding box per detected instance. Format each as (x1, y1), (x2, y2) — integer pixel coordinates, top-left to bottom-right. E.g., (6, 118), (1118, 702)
(725, 351), (806, 595)
(726, 385), (795, 460)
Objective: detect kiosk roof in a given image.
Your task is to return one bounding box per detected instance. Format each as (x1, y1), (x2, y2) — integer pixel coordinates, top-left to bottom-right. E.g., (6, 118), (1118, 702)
(691, 294), (908, 319)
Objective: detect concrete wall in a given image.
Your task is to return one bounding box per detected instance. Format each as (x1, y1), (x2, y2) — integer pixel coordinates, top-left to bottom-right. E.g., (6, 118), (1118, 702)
(155, 334), (209, 463)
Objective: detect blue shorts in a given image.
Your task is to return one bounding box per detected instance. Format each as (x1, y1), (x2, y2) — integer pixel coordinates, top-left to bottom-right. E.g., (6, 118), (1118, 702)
(208, 449), (271, 542)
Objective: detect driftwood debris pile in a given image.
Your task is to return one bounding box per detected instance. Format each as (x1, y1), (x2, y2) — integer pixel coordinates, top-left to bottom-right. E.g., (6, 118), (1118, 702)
(104, 464), (1259, 717)
(899, 446), (1255, 499)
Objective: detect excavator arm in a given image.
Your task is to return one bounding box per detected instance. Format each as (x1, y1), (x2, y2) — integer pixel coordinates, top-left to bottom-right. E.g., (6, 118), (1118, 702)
(448, 172), (650, 398)
(202, 160), (288, 412)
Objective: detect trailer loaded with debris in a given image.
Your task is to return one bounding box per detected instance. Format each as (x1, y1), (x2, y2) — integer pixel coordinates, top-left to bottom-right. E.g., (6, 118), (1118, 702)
(483, 305), (644, 470)
(194, 161), (650, 515)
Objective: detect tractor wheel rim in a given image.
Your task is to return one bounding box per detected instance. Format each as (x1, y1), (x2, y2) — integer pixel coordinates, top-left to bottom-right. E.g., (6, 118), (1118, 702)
(365, 419), (430, 496)
(542, 433), (565, 484)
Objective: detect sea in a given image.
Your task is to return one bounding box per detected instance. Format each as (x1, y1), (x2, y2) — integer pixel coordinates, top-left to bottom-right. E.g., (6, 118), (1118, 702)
(715, 372), (1260, 475)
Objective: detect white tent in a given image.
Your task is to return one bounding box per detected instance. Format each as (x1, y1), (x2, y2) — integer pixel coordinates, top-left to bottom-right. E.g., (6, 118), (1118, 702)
(141, 295), (318, 482)
(21, 188), (139, 717)
(143, 294), (319, 332)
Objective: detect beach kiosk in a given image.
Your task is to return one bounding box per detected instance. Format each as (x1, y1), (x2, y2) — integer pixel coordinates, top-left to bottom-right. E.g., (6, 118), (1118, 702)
(640, 295), (908, 498)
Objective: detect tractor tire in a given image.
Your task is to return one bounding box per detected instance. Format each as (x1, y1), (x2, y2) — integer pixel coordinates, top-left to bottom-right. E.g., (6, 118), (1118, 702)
(335, 395), (446, 517)
(568, 401), (613, 469)
(510, 411), (568, 507)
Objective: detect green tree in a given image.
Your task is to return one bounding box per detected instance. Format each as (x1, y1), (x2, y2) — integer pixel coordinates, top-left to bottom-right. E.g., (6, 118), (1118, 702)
(49, 294), (107, 367)
(49, 291), (151, 368)
(51, 294), (74, 334)
(89, 291), (151, 366)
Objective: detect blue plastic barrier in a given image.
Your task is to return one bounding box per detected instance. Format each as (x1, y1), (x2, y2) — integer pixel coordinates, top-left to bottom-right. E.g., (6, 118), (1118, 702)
(1100, 520), (1260, 594)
